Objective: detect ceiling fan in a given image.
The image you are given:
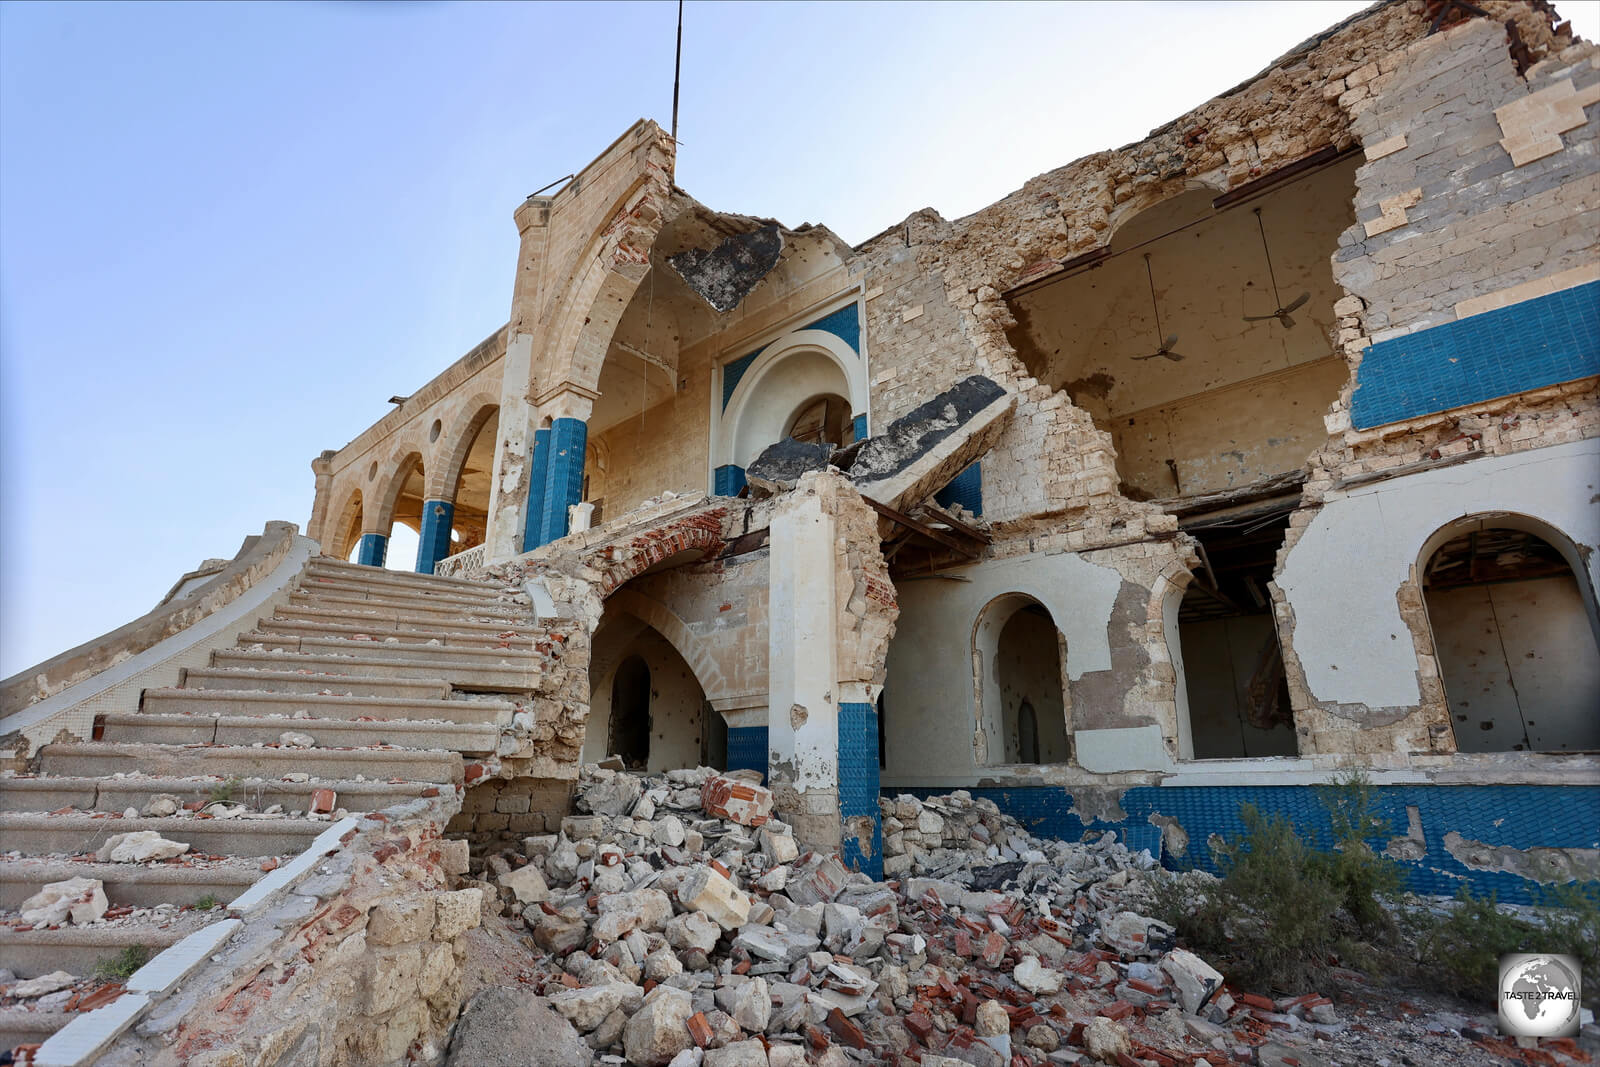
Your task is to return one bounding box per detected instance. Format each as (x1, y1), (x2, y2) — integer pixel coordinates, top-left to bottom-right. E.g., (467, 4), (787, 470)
(1242, 206), (1309, 329)
(1132, 253), (1185, 362)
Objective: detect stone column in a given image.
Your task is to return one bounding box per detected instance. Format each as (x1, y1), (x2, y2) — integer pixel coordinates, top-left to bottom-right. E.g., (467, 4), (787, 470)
(356, 533), (388, 567)
(520, 425), (551, 553)
(767, 484), (842, 852)
(766, 471), (897, 878)
(415, 499), (455, 574)
(538, 417), (589, 545)
(306, 451), (335, 549)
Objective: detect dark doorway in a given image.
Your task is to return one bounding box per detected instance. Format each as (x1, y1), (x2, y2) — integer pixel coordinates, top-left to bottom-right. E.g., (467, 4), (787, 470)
(610, 655), (652, 769)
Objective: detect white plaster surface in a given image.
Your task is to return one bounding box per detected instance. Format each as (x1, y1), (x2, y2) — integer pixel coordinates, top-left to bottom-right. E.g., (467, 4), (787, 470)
(35, 992), (151, 1066)
(883, 551), (1122, 780)
(1277, 439), (1600, 710)
(1074, 725), (1174, 773)
(768, 492), (839, 791)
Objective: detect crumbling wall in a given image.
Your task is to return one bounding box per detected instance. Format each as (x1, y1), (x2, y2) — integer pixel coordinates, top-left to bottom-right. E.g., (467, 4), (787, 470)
(110, 799), (482, 1067)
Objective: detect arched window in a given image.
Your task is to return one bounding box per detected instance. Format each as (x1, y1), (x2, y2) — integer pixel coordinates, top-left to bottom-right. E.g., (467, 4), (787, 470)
(784, 393), (853, 450)
(974, 594), (1071, 765)
(1421, 517), (1600, 752)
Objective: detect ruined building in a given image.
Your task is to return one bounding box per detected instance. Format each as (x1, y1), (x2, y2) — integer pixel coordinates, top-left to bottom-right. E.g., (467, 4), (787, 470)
(2, 1), (1597, 1061)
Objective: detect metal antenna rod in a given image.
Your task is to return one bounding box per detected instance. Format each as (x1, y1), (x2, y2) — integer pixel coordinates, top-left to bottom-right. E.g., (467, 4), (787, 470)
(671, 0), (684, 148)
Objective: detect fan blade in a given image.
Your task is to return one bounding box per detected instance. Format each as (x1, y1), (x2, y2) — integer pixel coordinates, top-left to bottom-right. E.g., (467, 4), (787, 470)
(1242, 312), (1278, 322)
(1131, 352), (1161, 361)
(1163, 333), (1179, 350)
(1280, 313), (1296, 329)
(1283, 292), (1310, 313)
(1163, 351), (1186, 362)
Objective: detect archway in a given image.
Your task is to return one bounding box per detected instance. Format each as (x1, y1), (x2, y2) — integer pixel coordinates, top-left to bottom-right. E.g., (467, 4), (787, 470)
(377, 454), (426, 572)
(333, 489), (364, 562)
(439, 405), (498, 560)
(1421, 516), (1600, 752)
(582, 608), (718, 773)
(784, 393), (853, 450)
(973, 594), (1070, 765)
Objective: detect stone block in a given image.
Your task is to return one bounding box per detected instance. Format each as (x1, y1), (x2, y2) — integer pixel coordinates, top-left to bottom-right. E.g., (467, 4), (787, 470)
(677, 866), (750, 930)
(432, 888), (484, 940)
(368, 895), (436, 946)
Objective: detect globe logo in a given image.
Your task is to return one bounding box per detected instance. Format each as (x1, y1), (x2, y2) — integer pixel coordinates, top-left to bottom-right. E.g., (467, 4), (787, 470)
(1498, 953), (1581, 1038)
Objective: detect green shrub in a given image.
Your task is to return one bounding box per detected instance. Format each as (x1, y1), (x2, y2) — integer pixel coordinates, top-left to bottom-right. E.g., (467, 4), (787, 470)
(1416, 880), (1600, 1009)
(1154, 774), (1408, 993)
(93, 944), (152, 980)
(193, 894), (222, 911)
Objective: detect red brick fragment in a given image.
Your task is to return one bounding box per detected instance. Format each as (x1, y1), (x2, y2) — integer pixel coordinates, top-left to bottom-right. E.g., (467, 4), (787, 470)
(686, 1012), (714, 1048)
(826, 1006), (869, 1049)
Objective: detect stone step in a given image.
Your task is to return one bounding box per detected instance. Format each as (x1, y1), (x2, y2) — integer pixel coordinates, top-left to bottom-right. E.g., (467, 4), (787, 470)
(288, 588), (530, 623)
(0, 811), (326, 860)
(294, 579), (530, 614)
(142, 687), (513, 725)
(232, 633), (537, 667)
(255, 616), (535, 649)
(209, 649), (536, 690)
(0, 1005), (66, 1054)
(0, 922), (199, 979)
(0, 857), (261, 909)
(95, 713), (500, 755)
(39, 742), (463, 785)
(273, 602), (542, 637)
(307, 556), (508, 593)
(0, 775), (439, 815)
(178, 665), (449, 700)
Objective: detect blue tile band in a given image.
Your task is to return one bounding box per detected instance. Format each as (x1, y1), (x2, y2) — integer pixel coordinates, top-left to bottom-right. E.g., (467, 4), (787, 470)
(1352, 281), (1600, 429)
(538, 418), (587, 546)
(415, 499), (454, 574)
(934, 462), (983, 516)
(522, 427), (551, 553)
(839, 702), (883, 879)
(891, 783), (1600, 904)
(853, 413), (868, 442)
(714, 464), (747, 497)
(720, 302), (863, 412)
(726, 726), (768, 782)
(803, 303), (861, 355)
(356, 533), (387, 568)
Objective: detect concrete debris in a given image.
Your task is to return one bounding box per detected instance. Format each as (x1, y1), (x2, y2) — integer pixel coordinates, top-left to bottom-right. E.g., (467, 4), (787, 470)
(458, 764), (1370, 1067)
(445, 985), (593, 1067)
(666, 223), (784, 313)
(93, 829), (192, 863)
(9, 971), (77, 998)
(18, 876), (109, 927)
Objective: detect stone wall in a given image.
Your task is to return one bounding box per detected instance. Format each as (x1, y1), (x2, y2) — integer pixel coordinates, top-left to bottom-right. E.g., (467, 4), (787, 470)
(108, 798), (481, 1067)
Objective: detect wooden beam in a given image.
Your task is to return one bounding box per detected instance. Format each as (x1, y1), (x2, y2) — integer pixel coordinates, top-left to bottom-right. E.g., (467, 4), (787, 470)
(862, 496), (982, 558)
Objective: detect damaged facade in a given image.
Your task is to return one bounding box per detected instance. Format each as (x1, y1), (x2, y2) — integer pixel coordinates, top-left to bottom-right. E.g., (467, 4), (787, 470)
(296, 0), (1598, 897)
(3, 4), (1599, 1057)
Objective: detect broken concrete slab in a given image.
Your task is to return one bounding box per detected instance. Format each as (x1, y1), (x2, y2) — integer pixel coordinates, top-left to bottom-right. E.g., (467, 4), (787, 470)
(667, 224), (783, 312)
(848, 375), (1013, 513)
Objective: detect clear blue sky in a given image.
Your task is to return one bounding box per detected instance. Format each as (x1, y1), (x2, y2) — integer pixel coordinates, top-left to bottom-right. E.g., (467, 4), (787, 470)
(3, 1), (1595, 676)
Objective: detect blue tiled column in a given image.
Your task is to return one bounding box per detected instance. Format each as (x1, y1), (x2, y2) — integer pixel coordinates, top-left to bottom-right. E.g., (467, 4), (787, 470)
(538, 418), (588, 546)
(521, 427), (551, 553)
(415, 499), (454, 574)
(852, 413), (868, 442)
(714, 464), (747, 497)
(838, 702), (883, 879)
(726, 725), (768, 781)
(356, 533), (388, 567)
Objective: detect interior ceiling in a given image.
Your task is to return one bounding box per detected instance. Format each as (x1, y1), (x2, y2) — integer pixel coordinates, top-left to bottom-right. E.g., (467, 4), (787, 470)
(591, 214), (846, 438)
(454, 411), (498, 515)
(1008, 157), (1359, 419)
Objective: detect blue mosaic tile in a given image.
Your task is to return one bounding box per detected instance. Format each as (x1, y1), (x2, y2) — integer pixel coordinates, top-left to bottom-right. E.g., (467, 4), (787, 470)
(1351, 281), (1600, 429)
(356, 533), (387, 568)
(415, 499), (454, 574)
(721, 348), (763, 412)
(889, 783), (1600, 905)
(726, 726), (767, 782)
(853, 413), (868, 442)
(539, 418), (587, 544)
(714, 464), (747, 497)
(934, 462), (983, 517)
(521, 427), (551, 552)
(839, 702), (883, 878)
(802, 303), (862, 355)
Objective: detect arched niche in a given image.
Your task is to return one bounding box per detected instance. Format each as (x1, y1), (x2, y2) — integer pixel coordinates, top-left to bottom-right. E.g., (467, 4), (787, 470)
(582, 605), (720, 773)
(1418, 513), (1600, 753)
(716, 327), (867, 472)
(972, 593), (1071, 766)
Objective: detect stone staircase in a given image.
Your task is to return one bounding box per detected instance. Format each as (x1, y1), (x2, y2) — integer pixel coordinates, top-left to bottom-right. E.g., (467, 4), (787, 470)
(0, 557), (536, 1053)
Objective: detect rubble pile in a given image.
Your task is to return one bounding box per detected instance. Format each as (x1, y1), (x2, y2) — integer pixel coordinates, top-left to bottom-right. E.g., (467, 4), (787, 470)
(456, 765), (1352, 1067)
